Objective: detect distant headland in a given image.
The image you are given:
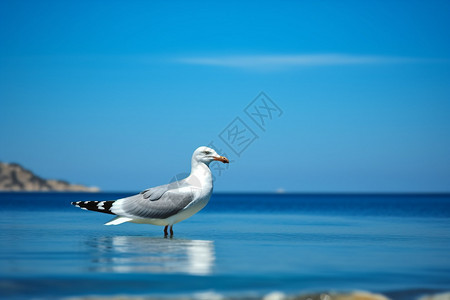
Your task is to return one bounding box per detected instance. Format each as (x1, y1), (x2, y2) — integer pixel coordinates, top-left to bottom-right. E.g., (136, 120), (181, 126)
(0, 162), (99, 192)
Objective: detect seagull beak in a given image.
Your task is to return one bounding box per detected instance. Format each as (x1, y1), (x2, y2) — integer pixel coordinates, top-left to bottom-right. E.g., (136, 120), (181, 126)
(213, 156), (229, 164)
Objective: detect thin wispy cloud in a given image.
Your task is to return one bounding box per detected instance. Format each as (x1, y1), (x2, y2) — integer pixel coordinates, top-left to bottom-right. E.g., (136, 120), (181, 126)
(176, 54), (432, 70)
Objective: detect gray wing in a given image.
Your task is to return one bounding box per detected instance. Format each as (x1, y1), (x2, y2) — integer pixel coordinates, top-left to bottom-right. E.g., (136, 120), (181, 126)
(140, 181), (182, 201)
(112, 186), (195, 219)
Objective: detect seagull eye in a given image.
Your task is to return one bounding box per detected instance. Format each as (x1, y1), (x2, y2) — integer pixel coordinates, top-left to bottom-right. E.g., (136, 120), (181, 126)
(202, 151), (211, 155)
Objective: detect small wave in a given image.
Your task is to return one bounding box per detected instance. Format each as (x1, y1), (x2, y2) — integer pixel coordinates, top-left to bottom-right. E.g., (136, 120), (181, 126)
(63, 290), (450, 300)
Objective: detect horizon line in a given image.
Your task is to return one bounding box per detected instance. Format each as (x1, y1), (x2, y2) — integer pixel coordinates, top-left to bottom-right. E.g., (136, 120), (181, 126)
(176, 53), (446, 70)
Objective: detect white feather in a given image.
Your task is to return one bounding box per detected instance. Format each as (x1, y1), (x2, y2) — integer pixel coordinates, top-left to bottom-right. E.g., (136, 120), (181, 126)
(104, 216), (133, 226)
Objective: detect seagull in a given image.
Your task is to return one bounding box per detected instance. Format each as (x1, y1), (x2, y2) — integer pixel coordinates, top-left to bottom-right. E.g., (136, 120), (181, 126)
(71, 146), (229, 236)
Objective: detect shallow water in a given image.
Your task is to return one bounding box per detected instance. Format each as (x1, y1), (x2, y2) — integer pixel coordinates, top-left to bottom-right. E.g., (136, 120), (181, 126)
(0, 193), (449, 299)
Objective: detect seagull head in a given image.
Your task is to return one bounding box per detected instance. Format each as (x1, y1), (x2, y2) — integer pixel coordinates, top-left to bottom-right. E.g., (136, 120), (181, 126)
(193, 146), (229, 166)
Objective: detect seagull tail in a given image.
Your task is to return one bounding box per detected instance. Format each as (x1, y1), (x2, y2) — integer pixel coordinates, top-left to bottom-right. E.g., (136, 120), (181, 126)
(71, 200), (116, 215)
(105, 216), (133, 226)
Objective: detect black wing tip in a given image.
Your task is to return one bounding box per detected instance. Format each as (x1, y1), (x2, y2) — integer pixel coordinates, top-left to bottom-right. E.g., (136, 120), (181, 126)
(71, 200), (116, 215)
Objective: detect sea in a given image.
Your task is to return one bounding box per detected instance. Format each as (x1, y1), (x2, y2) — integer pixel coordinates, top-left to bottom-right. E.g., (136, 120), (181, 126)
(0, 192), (449, 300)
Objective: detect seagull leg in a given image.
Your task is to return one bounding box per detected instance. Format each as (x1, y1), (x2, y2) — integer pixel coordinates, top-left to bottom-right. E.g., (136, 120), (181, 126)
(164, 225), (168, 237)
(170, 225), (174, 237)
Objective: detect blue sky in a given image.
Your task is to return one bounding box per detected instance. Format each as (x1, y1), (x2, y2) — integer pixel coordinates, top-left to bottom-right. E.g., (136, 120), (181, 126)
(1, 0), (449, 192)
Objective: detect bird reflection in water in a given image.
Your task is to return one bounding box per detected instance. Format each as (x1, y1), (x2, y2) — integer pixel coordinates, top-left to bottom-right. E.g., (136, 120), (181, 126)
(86, 236), (215, 275)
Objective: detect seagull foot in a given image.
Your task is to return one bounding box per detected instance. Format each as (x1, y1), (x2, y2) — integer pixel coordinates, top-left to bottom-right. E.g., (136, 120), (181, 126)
(163, 225), (174, 238)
